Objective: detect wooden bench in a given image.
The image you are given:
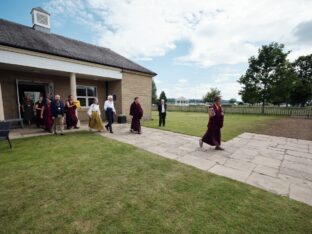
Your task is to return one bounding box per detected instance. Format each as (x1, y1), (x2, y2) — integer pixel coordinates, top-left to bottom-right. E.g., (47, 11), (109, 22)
(2, 118), (24, 128)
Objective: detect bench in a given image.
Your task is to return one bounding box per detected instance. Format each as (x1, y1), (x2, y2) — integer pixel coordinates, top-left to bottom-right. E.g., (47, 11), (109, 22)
(2, 118), (24, 128)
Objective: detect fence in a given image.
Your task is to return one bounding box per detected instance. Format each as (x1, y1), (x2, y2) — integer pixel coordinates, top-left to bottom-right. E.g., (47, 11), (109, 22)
(152, 105), (312, 118)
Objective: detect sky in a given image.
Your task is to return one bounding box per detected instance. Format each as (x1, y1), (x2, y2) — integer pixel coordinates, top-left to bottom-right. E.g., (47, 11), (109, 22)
(1, 0), (312, 100)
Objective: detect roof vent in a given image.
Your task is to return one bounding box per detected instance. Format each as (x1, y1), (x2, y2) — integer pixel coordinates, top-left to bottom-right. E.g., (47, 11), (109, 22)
(31, 7), (50, 33)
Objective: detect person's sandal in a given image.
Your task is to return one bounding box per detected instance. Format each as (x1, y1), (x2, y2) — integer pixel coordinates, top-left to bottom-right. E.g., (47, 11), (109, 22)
(215, 146), (224, 151)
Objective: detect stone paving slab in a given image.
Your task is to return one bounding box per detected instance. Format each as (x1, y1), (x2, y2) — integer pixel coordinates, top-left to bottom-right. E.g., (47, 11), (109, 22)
(101, 124), (312, 206)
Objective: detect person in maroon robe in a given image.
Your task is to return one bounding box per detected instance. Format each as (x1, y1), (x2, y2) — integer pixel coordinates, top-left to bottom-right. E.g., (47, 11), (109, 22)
(130, 97), (143, 134)
(41, 97), (53, 133)
(65, 95), (79, 129)
(199, 96), (224, 150)
(35, 96), (44, 128)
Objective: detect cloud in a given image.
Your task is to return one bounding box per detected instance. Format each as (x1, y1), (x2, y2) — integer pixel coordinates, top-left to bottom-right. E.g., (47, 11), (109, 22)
(293, 20), (312, 45)
(46, 0), (312, 67)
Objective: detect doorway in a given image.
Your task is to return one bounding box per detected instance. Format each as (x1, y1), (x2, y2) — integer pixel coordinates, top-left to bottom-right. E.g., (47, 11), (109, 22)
(16, 80), (54, 120)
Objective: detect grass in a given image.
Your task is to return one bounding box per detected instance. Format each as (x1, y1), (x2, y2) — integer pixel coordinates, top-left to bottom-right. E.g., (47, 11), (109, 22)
(0, 132), (312, 233)
(143, 111), (282, 141)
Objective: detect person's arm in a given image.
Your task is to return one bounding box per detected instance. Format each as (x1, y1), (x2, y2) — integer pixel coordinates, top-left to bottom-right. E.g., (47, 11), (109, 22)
(87, 104), (93, 117)
(208, 107), (215, 118)
(112, 102), (116, 114)
(104, 101), (108, 111)
(41, 106), (45, 119)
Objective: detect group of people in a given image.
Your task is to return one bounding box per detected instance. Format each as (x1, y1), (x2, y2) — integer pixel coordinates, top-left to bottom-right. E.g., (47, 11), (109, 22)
(23, 93), (224, 150)
(87, 96), (144, 134)
(21, 95), (79, 135)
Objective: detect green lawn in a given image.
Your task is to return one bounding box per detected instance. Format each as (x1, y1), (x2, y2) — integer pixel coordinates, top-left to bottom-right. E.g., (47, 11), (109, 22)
(143, 111), (281, 141)
(0, 132), (311, 233)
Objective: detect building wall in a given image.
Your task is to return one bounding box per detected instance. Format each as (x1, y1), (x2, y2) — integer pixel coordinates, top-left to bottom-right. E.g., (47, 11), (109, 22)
(121, 71), (152, 120)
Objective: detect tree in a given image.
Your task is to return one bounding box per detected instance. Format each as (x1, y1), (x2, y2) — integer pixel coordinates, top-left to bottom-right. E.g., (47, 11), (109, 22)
(203, 88), (221, 103)
(152, 79), (157, 104)
(291, 54), (312, 106)
(229, 98), (237, 104)
(238, 42), (290, 112)
(159, 91), (167, 103)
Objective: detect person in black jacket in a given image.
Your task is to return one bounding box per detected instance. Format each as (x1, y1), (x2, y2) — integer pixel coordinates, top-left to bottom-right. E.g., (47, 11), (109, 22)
(51, 94), (65, 135)
(157, 99), (167, 127)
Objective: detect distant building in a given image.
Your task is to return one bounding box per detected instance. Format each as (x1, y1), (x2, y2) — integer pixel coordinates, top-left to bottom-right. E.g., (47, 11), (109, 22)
(175, 97), (189, 106)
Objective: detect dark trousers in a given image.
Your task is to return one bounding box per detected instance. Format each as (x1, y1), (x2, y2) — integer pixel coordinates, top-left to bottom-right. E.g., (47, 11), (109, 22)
(105, 108), (114, 132)
(159, 112), (166, 126)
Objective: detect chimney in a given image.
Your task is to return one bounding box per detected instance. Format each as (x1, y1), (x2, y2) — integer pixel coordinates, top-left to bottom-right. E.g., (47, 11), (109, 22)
(31, 7), (51, 33)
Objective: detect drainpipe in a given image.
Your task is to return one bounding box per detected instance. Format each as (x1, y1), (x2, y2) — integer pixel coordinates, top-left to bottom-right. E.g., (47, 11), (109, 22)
(0, 82), (4, 120)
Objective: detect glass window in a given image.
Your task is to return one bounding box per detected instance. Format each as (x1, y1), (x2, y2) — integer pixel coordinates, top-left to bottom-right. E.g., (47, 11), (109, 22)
(77, 85), (97, 107)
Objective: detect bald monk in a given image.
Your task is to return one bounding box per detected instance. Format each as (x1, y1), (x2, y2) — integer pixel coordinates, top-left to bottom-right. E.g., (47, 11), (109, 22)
(199, 96), (224, 150)
(130, 97), (143, 134)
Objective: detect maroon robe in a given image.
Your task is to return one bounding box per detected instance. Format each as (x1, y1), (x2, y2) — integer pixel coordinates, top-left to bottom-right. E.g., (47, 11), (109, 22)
(65, 102), (78, 128)
(130, 102), (143, 133)
(43, 103), (53, 132)
(202, 104), (224, 146)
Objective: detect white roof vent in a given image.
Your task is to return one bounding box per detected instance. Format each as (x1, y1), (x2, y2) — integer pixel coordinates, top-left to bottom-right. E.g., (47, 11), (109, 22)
(31, 7), (50, 33)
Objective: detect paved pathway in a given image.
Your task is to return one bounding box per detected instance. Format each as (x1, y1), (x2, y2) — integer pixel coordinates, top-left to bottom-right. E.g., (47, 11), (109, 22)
(101, 124), (312, 206)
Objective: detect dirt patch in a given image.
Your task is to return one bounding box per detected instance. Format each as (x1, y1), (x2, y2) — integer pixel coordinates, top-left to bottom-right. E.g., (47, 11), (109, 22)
(255, 118), (312, 140)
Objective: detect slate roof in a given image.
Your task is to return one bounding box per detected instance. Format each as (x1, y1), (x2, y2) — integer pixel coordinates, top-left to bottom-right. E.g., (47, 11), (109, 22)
(0, 19), (156, 76)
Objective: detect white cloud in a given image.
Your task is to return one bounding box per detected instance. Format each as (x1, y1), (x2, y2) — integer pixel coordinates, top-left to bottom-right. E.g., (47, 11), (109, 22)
(46, 0), (312, 66)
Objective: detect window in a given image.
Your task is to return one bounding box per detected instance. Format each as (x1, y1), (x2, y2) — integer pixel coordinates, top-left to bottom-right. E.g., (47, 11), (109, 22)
(77, 85), (97, 107)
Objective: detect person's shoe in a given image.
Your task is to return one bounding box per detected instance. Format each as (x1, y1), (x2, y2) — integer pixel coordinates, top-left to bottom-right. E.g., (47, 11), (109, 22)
(215, 146), (224, 151)
(199, 139), (203, 148)
(105, 125), (109, 131)
(130, 129), (134, 133)
(61, 133), (64, 135)
(74, 126), (79, 129)
(110, 131), (114, 134)
(54, 132), (57, 135)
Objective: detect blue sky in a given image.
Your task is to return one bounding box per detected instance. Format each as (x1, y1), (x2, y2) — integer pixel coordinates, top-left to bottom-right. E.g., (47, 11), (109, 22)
(1, 0), (312, 100)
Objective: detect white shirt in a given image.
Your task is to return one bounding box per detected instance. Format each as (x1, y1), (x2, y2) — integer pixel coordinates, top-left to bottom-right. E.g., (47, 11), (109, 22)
(161, 104), (165, 113)
(87, 104), (101, 117)
(104, 100), (116, 113)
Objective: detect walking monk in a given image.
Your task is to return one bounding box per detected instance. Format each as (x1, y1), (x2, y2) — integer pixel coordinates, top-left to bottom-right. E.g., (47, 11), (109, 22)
(199, 96), (224, 150)
(130, 97), (143, 134)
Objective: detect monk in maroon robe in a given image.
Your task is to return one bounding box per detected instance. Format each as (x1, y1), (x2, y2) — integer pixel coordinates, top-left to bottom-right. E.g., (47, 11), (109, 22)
(130, 97), (143, 134)
(199, 97), (224, 150)
(42, 98), (53, 133)
(65, 95), (79, 129)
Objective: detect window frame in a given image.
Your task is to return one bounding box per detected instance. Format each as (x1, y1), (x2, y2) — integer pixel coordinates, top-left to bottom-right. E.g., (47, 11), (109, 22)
(76, 85), (98, 108)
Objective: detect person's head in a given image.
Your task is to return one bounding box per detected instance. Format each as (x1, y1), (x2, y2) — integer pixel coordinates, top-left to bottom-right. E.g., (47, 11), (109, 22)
(55, 95), (60, 101)
(161, 99), (165, 104)
(134, 97), (139, 104)
(68, 95), (73, 101)
(214, 96), (221, 106)
(25, 96), (30, 101)
(107, 95), (113, 101)
(94, 98), (99, 104)
(39, 96), (43, 101)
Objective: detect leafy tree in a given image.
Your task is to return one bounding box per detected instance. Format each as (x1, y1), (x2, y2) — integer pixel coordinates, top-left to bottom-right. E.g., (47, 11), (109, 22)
(229, 98), (237, 104)
(238, 42), (290, 112)
(203, 88), (221, 103)
(152, 79), (157, 104)
(291, 54), (312, 106)
(159, 91), (167, 103)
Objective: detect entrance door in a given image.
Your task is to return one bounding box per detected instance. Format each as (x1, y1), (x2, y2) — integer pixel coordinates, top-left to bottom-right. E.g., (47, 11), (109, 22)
(16, 80), (54, 119)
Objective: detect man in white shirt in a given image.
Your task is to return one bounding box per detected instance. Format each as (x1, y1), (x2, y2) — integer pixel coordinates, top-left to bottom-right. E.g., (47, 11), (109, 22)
(104, 95), (116, 133)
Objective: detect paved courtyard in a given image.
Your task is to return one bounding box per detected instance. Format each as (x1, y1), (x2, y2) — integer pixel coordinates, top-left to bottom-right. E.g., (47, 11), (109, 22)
(101, 124), (312, 206)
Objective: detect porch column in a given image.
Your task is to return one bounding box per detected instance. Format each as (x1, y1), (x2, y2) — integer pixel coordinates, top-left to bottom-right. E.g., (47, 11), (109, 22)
(70, 73), (77, 100)
(0, 83), (4, 120)
(69, 73), (79, 126)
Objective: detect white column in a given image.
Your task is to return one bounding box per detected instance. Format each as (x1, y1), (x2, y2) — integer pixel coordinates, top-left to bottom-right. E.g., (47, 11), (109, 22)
(69, 73), (79, 126)
(0, 82), (4, 120)
(70, 73), (77, 100)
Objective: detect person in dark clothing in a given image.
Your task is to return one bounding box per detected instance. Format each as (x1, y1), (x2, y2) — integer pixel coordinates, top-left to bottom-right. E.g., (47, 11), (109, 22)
(130, 97), (143, 134)
(51, 94), (65, 135)
(199, 96), (224, 150)
(157, 99), (167, 127)
(35, 96), (44, 128)
(65, 95), (79, 129)
(22, 96), (34, 126)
